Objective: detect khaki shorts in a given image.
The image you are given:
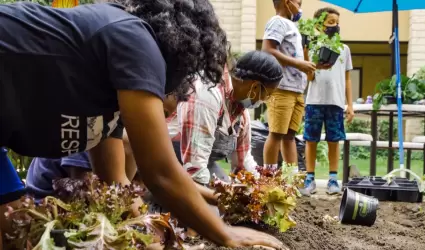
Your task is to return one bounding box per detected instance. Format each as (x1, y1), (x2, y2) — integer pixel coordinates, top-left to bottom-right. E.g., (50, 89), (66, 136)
(266, 89), (305, 135)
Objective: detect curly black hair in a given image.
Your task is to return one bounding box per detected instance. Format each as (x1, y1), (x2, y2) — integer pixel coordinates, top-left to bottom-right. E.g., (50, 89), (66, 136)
(106, 0), (228, 98)
(314, 7), (340, 19)
(230, 51), (283, 86)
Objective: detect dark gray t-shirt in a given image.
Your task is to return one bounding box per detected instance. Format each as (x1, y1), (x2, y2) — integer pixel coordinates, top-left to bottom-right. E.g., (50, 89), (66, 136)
(0, 3), (166, 158)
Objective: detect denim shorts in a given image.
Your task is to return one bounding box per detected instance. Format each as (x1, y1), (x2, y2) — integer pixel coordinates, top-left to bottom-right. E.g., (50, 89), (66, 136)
(303, 105), (346, 142)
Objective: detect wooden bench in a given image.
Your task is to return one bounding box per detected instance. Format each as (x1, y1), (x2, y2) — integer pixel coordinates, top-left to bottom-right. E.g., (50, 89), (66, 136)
(348, 140), (425, 179)
(412, 136), (425, 143)
(296, 133), (424, 183)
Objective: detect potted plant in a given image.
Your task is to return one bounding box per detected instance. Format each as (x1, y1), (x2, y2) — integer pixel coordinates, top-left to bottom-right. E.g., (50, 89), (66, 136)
(4, 174), (185, 249)
(372, 74), (425, 110)
(211, 166), (305, 233)
(298, 12), (344, 66)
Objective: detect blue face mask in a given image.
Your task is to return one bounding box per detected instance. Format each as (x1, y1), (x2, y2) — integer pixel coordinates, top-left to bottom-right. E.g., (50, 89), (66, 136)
(287, 1), (302, 22)
(292, 9), (302, 22)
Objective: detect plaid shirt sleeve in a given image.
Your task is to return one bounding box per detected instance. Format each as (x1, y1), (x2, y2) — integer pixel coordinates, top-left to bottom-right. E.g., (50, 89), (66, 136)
(230, 110), (259, 177)
(177, 84), (221, 184)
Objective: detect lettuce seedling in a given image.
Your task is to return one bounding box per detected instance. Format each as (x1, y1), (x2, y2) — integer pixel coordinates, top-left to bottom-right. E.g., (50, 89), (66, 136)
(5, 174), (185, 249)
(211, 167), (305, 232)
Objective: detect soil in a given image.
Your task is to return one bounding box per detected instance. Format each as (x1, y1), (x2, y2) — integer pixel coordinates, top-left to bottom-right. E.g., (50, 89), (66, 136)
(188, 194), (425, 250)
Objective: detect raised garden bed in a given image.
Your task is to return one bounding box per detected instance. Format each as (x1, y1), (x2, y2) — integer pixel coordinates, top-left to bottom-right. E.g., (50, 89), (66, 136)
(189, 197), (425, 250)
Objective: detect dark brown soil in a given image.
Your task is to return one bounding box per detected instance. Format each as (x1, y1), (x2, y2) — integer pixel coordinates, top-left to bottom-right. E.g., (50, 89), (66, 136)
(188, 195), (425, 250)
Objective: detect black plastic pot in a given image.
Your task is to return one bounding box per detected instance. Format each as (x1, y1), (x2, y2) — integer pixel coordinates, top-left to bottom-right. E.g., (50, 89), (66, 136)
(382, 95), (397, 105)
(50, 229), (68, 248)
(318, 47), (340, 66)
(301, 34), (310, 48)
(339, 188), (379, 226)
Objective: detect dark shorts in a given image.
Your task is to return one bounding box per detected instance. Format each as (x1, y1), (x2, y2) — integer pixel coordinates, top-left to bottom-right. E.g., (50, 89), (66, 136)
(303, 105), (346, 142)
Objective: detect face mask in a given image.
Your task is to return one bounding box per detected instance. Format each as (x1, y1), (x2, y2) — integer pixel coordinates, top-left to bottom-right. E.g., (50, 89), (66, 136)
(291, 9), (302, 22)
(324, 25), (340, 37)
(240, 98), (264, 109)
(239, 82), (264, 109)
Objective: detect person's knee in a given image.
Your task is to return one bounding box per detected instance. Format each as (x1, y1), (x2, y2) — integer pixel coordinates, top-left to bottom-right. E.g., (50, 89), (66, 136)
(282, 129), (296, 141)
(268, 132), (285, 141)
(327, 141), (339, 149)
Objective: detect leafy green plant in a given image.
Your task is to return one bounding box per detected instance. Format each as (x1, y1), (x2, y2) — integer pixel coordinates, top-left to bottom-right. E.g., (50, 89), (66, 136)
(5, 174), (185, 249)
(373, 74), (425, 110)
(298, 12), (344, 64)
(7, 149), (32, 181)
(415, 66), (425, 80)
(211, 167), (305, 232)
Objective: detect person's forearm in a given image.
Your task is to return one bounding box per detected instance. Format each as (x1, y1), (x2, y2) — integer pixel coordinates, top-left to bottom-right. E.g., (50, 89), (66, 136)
(346, 79), (353, 107)
(140, 160), (228, 244)
(119, 90), (231, 245)
(196, 183), (218, 206)
(263, 47), (299, 68)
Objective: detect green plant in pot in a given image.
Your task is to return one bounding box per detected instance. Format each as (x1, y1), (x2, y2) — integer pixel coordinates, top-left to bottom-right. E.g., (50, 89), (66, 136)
(4, 174), (185, 249)
(372, 74), (425, 110)
(298, 12), (344, 66)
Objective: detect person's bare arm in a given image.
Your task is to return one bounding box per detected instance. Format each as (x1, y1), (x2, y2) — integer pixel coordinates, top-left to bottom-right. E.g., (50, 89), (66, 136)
(122, 131), (218, 206)
(195, 183), (218, 206)
(89, 137), (130, 185)
(262, 40), (300, 68)
(345, 70), (354, 123)
(117, 89), (230, 245)
(345, 71), (353, 106)
(262, 39), (316, 74)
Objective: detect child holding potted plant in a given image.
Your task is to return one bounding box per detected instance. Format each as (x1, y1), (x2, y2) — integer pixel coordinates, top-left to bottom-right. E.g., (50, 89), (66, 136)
(262, 0), (317, 169)
(300, 7), (355, 196)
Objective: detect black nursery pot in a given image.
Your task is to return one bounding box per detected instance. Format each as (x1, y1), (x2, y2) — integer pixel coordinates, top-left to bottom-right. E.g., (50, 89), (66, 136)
(301, 34), (310, 48)
(50, 229), (69, 248)
(318, 47), (340, 66)
(339, 188), (379, 227)
(382, 95), (397, 105)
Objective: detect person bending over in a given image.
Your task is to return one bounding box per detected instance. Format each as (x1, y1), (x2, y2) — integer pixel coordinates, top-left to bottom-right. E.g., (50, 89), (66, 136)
(0, 1), (283, 249)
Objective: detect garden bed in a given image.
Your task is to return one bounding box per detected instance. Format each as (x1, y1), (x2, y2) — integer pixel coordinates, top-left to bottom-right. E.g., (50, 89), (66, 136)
(191, 196), (425, 250)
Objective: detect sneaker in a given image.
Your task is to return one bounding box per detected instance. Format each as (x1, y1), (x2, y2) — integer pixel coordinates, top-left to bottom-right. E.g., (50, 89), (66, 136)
(326, 179), (341, 195)
(299, 179), (317, 196)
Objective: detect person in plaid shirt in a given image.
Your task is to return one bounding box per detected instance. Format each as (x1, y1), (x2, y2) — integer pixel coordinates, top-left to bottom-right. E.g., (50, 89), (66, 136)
(168, 51), (284, 185)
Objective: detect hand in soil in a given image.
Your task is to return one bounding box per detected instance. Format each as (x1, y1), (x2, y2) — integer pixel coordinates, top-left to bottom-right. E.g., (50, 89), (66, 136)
(224, 226), (288, 250)
(146, 243), (205, 250)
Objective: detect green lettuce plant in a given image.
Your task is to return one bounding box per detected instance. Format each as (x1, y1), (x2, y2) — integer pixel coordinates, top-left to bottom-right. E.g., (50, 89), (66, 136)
(5, 174), (185, 249)
(211, 167), (306, 233)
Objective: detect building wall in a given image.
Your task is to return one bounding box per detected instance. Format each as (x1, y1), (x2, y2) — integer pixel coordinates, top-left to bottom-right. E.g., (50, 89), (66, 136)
(406, 10), (425, 141)
(256, 0), (410, 42)
(210, 0), (257, 53)
(352, 55), (408, 98)
(407, 10), (425, 76)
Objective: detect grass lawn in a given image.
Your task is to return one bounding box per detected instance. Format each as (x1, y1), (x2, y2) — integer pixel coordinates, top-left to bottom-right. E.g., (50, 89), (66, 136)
(217, 159), (424, 180)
